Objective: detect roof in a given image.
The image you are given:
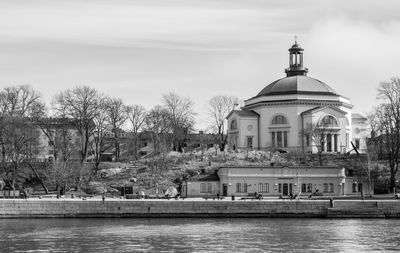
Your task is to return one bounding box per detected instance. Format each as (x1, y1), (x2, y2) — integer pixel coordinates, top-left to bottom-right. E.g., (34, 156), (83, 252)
(256, 75), (338, 97)
(226, 110), (259, 119)
(351, 113), (367, 120)
(187, 173), (220, 182)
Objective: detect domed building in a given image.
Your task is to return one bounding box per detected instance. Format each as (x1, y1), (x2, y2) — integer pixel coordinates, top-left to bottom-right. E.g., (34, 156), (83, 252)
(227, 41), (367, 153)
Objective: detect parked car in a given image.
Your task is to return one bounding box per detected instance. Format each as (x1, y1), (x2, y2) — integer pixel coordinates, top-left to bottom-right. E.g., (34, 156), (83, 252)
(394, 193), (400, 199)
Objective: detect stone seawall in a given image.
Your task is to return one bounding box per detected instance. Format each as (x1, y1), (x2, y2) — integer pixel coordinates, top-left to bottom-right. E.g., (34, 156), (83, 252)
(0, 199), (399, 218)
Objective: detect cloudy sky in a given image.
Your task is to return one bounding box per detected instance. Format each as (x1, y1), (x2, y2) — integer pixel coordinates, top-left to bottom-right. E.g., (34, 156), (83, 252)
(1, 0), (399, 130)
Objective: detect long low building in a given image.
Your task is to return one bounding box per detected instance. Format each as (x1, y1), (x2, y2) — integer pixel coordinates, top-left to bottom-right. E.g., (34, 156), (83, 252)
(181, 165), (372, 198)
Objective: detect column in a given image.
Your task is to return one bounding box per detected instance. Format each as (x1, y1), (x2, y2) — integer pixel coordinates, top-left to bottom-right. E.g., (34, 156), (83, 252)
(300, 53), (303, 67)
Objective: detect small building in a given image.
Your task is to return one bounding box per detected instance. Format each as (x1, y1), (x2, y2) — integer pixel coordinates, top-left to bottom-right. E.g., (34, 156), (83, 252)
(182, 165), (373, 198)
(181, 173), (220, 198)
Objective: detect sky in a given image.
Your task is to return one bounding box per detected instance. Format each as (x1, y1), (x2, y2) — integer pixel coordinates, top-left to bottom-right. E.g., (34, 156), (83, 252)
(1, 0), (400, 131)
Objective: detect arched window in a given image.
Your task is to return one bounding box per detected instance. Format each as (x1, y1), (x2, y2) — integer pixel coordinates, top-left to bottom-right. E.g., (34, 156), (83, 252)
(230, 120), (237, 130)
(272, 115), (288, 125)
(320, 115), (338, 127)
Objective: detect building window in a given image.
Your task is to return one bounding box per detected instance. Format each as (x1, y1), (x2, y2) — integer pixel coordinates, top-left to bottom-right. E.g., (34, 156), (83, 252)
(236, 183), (242, 193)
(355, 139), (360, 150)
(323, 183), (328, 193)
(207, 183), (212, 193)
(243, 183), (248, 193)
(271, 132), (275, 147)
(327, 134), (332, 152)
(258, 183), (269, 193)
(352, 183), (357, 193)
(271, 131), (288, 148)
(321, 115), (338, 127)
(329, 183), (334, 193)
(272, 115), (288, 125)
(334, 134), (338, 152)
(321, 134), (325, 152)
(247, 136), (253, 149)
(277, 131), (282, 147)
(278, 183), (282, 193)
(307, 183), (312, 193)
(200, 183), (206, 193)
(284, 131), (288, 147)
(230, 120), (237, 130)
(306, 134), (310, 146)
(301, 183), (307, 193)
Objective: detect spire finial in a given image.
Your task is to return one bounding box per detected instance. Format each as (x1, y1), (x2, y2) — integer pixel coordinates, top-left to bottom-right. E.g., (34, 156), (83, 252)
(294, 35), (298, 44)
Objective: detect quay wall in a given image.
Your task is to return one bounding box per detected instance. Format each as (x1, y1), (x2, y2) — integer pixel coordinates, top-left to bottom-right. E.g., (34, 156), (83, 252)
(0, 199), (399, 218)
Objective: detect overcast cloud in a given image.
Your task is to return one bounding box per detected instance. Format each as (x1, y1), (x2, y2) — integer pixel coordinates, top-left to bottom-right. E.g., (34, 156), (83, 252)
(1, 0), (399, 130)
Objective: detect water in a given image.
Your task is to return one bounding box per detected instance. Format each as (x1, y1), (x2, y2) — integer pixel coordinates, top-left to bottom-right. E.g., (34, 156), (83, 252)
(0, 218), (399, 252)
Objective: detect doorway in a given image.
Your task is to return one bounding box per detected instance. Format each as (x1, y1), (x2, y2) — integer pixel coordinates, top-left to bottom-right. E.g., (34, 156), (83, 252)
(222, 184), (228, 196)
(282, 183), (293, 196)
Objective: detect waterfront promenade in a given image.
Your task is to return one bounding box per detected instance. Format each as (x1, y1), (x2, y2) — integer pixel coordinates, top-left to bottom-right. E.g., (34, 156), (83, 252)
(1, 197), (399, 218)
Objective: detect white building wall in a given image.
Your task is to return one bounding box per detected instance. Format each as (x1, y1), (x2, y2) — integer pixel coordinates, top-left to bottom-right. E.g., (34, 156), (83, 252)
(238, 118), (259, 149)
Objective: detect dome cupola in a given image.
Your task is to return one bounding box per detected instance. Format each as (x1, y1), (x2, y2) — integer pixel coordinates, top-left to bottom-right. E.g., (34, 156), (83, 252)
(285, 37), (308, 77)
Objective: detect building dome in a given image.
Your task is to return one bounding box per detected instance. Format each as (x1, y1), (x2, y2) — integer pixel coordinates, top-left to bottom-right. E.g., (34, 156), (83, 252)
(256, 40), (337, 97)
(256, 75), (337, 97)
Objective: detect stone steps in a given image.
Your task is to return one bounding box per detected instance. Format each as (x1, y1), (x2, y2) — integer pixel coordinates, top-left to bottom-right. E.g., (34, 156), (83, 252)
(327, 207), (385, 218)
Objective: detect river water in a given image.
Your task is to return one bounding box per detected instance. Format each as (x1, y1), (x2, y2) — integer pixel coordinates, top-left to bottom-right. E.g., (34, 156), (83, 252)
(0, 218), (399, 252)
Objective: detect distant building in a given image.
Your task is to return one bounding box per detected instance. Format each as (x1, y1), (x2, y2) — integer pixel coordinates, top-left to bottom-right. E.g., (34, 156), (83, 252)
(181, 165), (373, 198)
(35, 118), (82, 161)
(351, 113), (369, 153)
(227, 40), (368, 153)
(102, 130), (219, 161)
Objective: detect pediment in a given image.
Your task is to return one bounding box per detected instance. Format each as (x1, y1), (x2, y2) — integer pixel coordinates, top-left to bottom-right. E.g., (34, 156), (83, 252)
(301, 106), (347, 117)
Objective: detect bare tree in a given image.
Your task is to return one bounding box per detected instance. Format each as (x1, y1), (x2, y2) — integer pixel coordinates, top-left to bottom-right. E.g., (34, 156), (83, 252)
(37, 118), (77, 193)
(105, 97), (128, 162)
(207, 95), (239, 151)
(162, 92), (195, 152)
(375, 77), (400, 191)
(92, 96), (111, 173)
(372, 77), (400, 192)
(303, 122), (330, 166)
(0, 85), (45, 193)
(52, 86), (99, 183)
(0, 85), (44, 118)
(1, 116), (42, 193)
(144, 105), (171, 156)
(126, 104), (147, 160)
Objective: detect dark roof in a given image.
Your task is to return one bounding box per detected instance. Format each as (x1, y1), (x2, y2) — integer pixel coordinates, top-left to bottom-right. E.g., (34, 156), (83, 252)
(351, 113), (367, 120)
(187, 173), (220, 182)
(256, 75), (338, 97)
(226, 110), (259, 119)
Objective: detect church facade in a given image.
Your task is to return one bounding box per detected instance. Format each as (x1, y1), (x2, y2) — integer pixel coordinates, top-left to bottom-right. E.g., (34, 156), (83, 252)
(227, 41), (367, 153)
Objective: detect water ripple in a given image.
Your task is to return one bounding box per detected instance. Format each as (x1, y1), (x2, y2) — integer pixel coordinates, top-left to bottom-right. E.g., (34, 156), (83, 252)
(0, 218), (399, 252)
